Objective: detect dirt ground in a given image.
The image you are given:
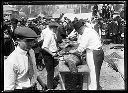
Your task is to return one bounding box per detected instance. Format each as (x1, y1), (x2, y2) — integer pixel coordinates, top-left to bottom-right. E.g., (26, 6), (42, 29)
(100, 43), (124, 90)
(36, 43), (125, 90)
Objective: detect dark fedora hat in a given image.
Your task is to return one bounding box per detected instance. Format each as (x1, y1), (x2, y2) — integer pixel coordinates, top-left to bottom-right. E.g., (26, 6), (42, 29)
(48, 22), (60, 27)
(11, 18), (18, 24)
(73, 20), (84, 32)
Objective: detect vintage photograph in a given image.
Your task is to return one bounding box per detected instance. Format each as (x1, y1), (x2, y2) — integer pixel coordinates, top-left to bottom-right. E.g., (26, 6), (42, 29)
(3, 1), (125, 91)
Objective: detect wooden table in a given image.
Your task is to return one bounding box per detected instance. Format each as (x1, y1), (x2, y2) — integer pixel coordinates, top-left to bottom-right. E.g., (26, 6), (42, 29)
(58, 57), (90, 90)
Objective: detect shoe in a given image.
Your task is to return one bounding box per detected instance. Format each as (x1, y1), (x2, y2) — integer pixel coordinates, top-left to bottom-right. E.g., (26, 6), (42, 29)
(97, 86), (102, 90)
(53, 75), (60, 89)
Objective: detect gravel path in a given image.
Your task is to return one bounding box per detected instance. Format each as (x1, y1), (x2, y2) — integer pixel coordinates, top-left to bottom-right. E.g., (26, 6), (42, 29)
(36, 43), (125, 90)
(100, 43), (124, 90)
(100, 61), (124, 90)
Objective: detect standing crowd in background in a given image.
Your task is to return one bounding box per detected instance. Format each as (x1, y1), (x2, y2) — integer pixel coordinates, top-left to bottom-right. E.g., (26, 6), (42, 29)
(3, 4), (125, 91)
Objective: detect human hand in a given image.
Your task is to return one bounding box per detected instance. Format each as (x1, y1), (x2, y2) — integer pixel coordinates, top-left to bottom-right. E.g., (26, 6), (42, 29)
(52, 52), (59, 57)
(52, 53), (57, 57)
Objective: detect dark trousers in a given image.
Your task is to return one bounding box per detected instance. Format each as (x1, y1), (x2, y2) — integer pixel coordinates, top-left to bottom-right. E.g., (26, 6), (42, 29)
(93, 49), (104, 90)
(43, 55), (58, 89)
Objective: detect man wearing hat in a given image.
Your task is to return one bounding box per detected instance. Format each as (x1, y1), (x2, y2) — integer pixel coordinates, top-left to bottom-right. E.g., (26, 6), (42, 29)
(40, 22), (59, 89)
(10, 18), (19, 41)
(4, 27), (47, 91)
(73, 20), (84, 44)
(70, 21), (104, 90)
(91, 19), (102, 39)
(56, 21), (67, 43)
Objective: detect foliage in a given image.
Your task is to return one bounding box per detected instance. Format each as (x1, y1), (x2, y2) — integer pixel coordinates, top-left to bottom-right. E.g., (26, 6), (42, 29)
(15, 4), (124, 18)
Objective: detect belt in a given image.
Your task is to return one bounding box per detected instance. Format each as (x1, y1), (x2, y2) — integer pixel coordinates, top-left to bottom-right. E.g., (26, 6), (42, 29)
(86, 47), (102, 51)
(92, 47), (102, 51)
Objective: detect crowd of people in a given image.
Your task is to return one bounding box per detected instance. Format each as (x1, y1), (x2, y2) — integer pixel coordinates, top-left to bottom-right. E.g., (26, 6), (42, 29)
(3, 4), (125, 91)
(92, 4), (125, 44)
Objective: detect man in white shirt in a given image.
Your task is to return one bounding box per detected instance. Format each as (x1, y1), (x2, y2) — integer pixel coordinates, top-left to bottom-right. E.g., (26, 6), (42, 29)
(40, 22), (59, 89)
(4, 27), (47, 91)
(71, 21), (104, 90)
(91, 19), (102, 39)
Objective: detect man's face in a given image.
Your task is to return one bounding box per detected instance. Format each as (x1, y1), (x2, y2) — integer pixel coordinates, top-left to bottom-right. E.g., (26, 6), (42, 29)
(77, 26), (84, 35)
(49, 26), (58, 33)
(78, 30), (83, 35)
(18, 38), (36, 51)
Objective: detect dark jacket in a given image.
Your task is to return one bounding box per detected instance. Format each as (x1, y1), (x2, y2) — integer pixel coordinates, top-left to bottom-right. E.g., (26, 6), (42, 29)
(28, 24), (41, 35)
(57, 25), (67, 43)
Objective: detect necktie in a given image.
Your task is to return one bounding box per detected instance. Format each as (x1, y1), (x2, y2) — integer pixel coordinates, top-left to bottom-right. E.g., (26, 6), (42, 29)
(53, 33), (57, 41)
(27, 51), (34, 83)
(53, 33), (58, 48)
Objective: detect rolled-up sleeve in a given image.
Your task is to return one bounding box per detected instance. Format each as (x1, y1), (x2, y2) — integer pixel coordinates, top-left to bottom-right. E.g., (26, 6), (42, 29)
(77, 31), (89, 53)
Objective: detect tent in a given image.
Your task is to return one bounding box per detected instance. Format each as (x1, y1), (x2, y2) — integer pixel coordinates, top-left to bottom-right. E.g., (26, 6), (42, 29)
(28, 17), (37, 21)
(52, 14), (60, 18)
(19, 12), (26, 17)
(61, 12), (92, 22)
(37, 13), (45, 18)
(3, 5), (17, 11)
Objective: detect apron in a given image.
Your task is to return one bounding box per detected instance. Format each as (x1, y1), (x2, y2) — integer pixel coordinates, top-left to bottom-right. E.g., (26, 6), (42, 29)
(86, 49), (97, 90)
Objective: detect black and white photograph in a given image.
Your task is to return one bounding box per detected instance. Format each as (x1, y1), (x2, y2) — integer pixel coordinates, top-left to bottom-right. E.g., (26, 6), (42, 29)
(2, 0), (126, 91)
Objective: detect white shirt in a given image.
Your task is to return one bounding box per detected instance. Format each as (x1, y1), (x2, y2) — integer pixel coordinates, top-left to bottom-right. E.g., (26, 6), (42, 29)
(41, 27), (58, 52)
(76, 26), (102, 90)
(77, 27), (102, 52)
(4, 46), (38, 90)
(77, 34), (82, 44)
